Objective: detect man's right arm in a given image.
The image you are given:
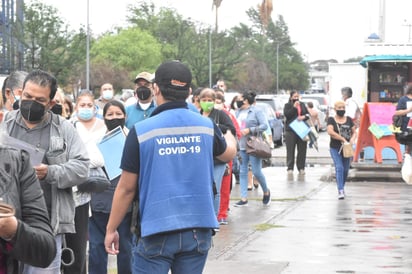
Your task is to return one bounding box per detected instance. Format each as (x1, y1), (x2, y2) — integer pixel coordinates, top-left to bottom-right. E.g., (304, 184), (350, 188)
(105, 170), (137, 255)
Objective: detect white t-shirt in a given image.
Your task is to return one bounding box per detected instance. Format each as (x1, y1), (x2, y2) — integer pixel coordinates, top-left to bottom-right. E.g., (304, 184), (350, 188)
(345, 97), (359, 119)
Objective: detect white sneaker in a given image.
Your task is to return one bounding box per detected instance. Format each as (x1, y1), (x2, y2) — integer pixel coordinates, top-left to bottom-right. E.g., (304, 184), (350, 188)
(287, 170), (293, 175)
(338, 190), (345, 200)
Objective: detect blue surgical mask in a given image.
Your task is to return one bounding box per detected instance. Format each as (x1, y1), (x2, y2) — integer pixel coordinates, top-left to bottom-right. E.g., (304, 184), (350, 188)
(77, 108), (94, 121)
(102, 89), (114, 100)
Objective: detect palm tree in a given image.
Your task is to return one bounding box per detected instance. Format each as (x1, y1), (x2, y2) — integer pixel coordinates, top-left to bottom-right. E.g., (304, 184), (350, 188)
(212, 0), (223, 32)
(258, 0), (273, 30)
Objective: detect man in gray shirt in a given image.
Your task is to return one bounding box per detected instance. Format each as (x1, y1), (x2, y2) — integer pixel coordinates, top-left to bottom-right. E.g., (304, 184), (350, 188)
(2, 69), (89, 274)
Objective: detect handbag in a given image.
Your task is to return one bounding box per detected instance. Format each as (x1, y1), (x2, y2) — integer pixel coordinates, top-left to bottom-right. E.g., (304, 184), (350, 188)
(335, 118), (353, 158)
(341, 142), (354, 158)
(77, 167), (111, 193)
(246, 135), (272, 159)
(401, 154), (412, 185)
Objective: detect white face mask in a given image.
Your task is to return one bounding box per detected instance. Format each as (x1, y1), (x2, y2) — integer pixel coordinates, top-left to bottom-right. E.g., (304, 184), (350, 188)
(102, 89), (114, 100)
(214, 103), (224, 110)
(139, 101), (151, 110)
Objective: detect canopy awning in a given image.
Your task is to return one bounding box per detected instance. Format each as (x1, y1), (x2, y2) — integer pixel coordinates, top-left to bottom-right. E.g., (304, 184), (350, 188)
(359, 55), (412, 68)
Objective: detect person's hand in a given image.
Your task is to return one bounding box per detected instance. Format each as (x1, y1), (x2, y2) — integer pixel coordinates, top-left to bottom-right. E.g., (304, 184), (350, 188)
(297, 115), (306, 121)
(34, 164), (48, 180)
(0, 216), (18, 241)
(241, 128), (250, 136)
(104, 230), (120, 255)
(294, 101), (300, 108)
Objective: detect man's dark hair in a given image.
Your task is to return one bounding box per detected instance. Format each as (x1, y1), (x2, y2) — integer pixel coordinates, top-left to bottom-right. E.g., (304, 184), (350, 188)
(242, 90), (257, 105)
(341, 87), (353, 98)
(405, 84), (412, 95)
(158, 86), (189, 102)
(23, 70), (58, 100)
(2, 71), (28, 103)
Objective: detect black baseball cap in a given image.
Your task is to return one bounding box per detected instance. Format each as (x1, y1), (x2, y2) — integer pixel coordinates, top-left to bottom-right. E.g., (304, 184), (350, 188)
(154, 61), (192, 91)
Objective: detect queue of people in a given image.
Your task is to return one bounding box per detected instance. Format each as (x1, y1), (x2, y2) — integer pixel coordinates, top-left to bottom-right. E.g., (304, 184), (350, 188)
(0, 64), (359, 273)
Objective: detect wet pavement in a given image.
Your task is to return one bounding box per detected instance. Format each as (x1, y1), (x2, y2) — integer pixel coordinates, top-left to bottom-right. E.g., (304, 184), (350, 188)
(204, 166), (412, 273)
(109, 132), (412, 273)
(203, 132), (412, 273)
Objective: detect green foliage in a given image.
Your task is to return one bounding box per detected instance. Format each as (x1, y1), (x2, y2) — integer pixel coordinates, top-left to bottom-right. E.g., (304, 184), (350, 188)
(20, 1), (87, 86)
(90, 27), (161, 74)
(16, 0), (311, 92)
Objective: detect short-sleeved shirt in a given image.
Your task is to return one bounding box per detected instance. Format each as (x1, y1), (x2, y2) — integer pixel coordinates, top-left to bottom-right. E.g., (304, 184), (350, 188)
(396, 95), (412, 131)
(327, 116), (354, 148)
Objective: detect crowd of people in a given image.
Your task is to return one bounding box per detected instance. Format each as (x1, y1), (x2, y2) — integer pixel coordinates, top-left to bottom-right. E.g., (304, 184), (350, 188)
(0, 61), (370, 273)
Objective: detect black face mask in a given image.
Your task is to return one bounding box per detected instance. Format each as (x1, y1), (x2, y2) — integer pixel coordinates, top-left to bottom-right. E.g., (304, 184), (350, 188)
(51, 104), (63, 115)
(12, 100), (20, 110)
(136, 86), (152, 101)
(104, 118), (125, 131)
(236, 100), (244, 108)
(20, 100), (46, 123)
(292, 99), (299, 103)
(336, 110), (346, 117)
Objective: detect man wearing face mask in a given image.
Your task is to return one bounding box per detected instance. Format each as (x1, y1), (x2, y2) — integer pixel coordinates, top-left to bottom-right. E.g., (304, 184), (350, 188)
(95, 83), (115, 118)
(1, 69), (90, 274)
(125, 72), (156, 129)
(1, 70), (28, 112)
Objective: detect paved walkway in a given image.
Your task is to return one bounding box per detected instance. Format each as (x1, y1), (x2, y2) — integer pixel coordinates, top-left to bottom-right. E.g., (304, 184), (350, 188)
(204, 165), (412, 273)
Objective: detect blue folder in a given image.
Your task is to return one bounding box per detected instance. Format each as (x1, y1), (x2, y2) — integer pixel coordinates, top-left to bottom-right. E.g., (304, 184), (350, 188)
(97, 126), (126, 180)
(289, 119), (311, 140)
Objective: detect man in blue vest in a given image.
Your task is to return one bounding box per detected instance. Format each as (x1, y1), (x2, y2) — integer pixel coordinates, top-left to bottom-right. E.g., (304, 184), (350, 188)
(105, 60), (237, 273)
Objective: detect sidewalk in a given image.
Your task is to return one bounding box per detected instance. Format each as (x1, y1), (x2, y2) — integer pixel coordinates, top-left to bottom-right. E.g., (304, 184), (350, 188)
(270, 131), (333, 166)
(204, 165), (412, 273)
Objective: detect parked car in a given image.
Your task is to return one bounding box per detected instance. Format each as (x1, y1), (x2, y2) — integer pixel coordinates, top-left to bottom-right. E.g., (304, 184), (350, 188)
(255, 102), (284, 147)
(300, 98), (327, 131)
(256, 94), (289, 119)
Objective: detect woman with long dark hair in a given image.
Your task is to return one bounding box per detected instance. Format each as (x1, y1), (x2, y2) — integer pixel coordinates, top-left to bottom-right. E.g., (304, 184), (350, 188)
(283, 91), (310, 175)
(234, 91), (271, 207)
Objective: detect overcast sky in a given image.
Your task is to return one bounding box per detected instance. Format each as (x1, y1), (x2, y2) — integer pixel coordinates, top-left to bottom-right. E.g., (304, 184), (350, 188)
(33, 0), (412, 62)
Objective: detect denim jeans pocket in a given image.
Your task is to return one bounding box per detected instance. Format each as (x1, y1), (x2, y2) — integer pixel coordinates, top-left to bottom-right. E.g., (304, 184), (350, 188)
(193, 229), (212, 254)
(137, 234), (167, 259)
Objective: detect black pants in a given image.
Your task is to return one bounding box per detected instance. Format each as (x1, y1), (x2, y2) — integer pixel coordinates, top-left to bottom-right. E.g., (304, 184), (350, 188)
(285, 130), (307, 171)
(62, 202), (89, 274)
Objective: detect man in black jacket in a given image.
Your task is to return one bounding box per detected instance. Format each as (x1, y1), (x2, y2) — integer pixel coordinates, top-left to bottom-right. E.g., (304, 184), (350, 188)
(0, 132), (56, 273)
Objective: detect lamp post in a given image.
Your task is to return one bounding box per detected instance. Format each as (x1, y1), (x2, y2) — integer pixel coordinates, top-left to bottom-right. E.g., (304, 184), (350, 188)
(276, 40), (287, 94)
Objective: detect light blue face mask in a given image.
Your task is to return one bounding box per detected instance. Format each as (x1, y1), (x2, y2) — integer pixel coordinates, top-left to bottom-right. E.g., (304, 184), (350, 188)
(77, 107), (94, 121)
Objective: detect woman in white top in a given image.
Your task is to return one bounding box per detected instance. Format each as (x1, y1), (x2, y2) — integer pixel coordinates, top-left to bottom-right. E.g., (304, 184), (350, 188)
(63, 91), (106, 274)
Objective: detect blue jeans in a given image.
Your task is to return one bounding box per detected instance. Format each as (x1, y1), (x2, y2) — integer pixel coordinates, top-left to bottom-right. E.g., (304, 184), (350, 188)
(23, 234), (62, 274)
(239, 150), (269, 199)
(88, 211), (133, 274)
(213, 163), (226, 216)
(330, 147), (351, 191)
(133, 229), (212, 274)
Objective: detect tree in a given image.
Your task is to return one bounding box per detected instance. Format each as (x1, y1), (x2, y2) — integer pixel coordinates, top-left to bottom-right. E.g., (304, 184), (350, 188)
(18, 1), (87, 86)
(89, 27), (162, 90)
(127, 3), (245, 88)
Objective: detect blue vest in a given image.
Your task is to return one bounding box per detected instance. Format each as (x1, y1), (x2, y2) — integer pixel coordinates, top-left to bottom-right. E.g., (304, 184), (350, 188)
(135, 108), (218, 237)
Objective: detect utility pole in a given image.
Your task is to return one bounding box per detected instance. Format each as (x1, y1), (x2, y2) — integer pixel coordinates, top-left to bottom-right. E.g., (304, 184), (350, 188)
(403, 20), (412, 43)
